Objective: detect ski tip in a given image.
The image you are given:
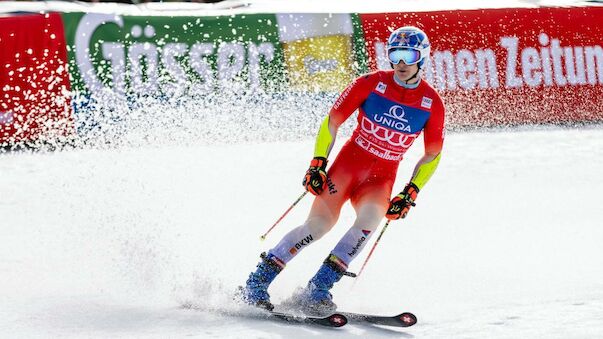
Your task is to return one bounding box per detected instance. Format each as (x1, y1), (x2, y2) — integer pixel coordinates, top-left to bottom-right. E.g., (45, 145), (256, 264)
(327, 313), (348, 327)
(398, 312), (417, 327)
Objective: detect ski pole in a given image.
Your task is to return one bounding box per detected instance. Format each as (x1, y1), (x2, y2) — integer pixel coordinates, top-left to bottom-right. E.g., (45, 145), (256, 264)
(260, 191), (308, 241)
(354, 220), (391, 278)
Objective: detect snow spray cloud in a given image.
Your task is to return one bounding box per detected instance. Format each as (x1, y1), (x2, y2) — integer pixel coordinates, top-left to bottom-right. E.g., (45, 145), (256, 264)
(70, 89), (344, 150)
(61, 13), (354, 150)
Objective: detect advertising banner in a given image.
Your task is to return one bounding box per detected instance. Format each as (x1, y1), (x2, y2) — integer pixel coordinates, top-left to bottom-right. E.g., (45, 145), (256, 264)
(0, 13), (73, 145)
(359, 7), (603, 126)
(3, 6), (603, 148)
(61, 13), (285, 96)
(276, 14), (356, 92)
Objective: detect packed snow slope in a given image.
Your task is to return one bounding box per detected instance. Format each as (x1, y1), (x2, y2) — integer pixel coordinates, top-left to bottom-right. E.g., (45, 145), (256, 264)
(1, 127), (603, 338)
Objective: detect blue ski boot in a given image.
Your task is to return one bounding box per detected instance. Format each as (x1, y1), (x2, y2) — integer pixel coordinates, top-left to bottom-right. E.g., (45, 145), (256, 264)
(302, 254), (347, 314)
(240, 252), (285, 311)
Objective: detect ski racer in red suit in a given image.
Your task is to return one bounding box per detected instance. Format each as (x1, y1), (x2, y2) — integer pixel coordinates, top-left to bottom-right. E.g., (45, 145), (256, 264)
(241, 26), (446, 313)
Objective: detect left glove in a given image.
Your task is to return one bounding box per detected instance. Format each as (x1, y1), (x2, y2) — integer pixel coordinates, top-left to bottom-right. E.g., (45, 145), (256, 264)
(386, 182), (419, 220)
(303, 157), (328, 195)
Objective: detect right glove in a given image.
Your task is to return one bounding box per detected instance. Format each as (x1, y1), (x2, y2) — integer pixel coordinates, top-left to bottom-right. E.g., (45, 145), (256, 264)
(302, 157), (328, 195)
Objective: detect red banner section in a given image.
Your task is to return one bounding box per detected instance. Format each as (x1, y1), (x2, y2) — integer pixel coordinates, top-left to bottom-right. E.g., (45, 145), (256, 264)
(0, 13), (73, 145)
(360, 7), (603, 126)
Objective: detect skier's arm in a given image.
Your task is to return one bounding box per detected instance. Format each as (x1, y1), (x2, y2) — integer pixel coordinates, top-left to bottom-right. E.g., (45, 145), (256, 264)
(305, 73), (377, 195)
(409, 153), (441, 190)
(313, 115), (338, 158)
(313, 73), (377, 158)
(409, 95), (445, 190)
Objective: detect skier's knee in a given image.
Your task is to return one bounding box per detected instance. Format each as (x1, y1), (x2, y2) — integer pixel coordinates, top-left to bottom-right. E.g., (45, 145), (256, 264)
(305, 216), (336, 239)
(351, 204), (385, 231)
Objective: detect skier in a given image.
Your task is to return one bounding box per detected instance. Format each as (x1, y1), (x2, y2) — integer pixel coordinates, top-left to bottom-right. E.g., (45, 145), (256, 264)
(241, 26), (445, 313)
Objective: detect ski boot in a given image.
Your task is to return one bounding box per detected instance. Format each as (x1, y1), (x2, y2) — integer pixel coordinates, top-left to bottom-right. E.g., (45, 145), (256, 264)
(301, 254), (347, 315)
(239, 252), (285, 311)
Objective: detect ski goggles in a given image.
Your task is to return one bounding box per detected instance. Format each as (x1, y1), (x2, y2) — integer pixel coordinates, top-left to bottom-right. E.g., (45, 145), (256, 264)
(388, 48), (422, 65)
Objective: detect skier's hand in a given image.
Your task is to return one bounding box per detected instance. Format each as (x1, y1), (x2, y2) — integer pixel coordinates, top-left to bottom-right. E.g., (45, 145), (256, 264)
(303, 157), (328, 195)
(386, 182), (419, 220)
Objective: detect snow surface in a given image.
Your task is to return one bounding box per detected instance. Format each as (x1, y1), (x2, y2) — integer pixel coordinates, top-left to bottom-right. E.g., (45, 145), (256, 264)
(1, 126), (603, 338)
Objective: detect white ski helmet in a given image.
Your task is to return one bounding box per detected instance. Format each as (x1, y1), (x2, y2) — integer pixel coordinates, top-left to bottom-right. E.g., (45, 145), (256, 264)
(386, 26), (431, 68)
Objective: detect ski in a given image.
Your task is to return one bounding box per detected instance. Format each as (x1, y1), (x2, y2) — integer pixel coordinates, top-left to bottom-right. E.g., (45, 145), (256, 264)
(338, 311), (417, 327)
(181, 302), (347, 328)
(269, 310), (348, 327)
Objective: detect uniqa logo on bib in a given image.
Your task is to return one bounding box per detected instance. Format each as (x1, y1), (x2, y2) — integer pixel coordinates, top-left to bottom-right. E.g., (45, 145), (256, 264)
(372, 105), (412, 132)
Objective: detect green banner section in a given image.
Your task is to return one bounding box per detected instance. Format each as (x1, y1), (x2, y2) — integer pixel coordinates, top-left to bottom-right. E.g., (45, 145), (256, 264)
(61, 12), (285, 95)
(350, 13), (369, 75)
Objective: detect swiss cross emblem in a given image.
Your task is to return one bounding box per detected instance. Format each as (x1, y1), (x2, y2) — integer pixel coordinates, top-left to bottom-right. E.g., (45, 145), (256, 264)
(421, 96), (433, 109)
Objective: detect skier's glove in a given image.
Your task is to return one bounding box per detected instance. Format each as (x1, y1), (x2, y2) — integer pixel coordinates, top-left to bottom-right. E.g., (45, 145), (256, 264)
(386, 182), (419, 220)
(303, 157), (328, 195)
